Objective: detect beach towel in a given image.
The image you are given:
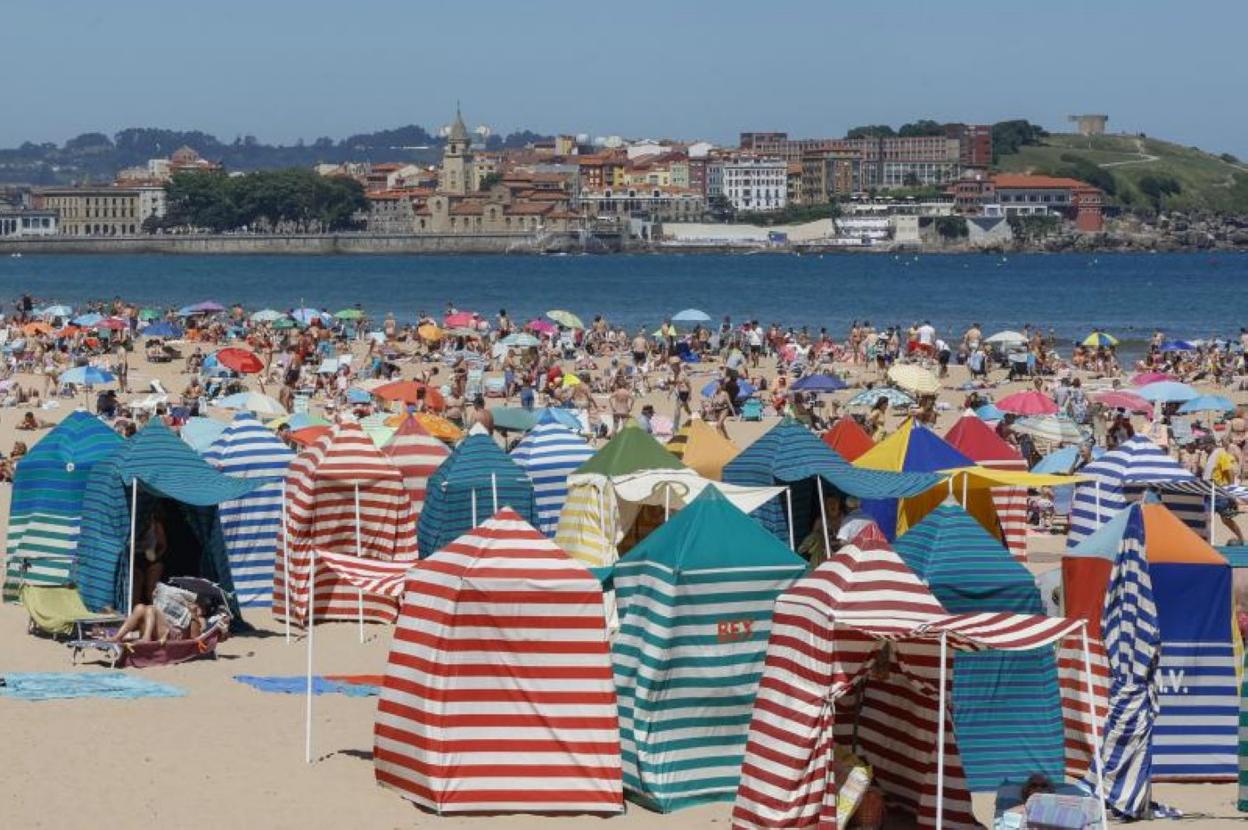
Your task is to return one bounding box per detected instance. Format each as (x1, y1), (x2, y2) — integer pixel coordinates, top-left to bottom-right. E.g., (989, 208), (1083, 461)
(233, 675), (380, 697)
(0, 672), (185, 701)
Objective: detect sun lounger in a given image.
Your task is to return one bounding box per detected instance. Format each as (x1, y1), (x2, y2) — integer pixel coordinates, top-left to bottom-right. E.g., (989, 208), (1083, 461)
(20, 584), (124, 640)
(69, 620), (227, 669)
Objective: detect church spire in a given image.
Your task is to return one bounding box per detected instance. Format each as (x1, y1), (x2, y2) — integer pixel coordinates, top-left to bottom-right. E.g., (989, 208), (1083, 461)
(449, 102), (469, 143)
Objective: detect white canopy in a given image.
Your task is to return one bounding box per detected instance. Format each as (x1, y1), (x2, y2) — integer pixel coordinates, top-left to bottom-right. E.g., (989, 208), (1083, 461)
(571, 468), (785, 516)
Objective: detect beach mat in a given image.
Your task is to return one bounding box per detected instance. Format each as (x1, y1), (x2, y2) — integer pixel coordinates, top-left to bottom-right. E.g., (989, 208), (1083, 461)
(0, 672), (186, 702)
(233, 675), (380, 697)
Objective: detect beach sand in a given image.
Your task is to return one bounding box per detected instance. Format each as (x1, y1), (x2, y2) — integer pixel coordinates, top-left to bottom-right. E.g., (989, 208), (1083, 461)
(1, 343), (1245, 829)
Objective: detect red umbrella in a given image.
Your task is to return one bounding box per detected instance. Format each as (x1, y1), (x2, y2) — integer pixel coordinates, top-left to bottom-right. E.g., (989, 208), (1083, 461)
(290, 425), (331, 446)
(95, 318), (127, 331)
(443, 312), (476, 328)
(375, 380), (446, 412)
(1094, 391), (1153, 415)
(1131, 371), (1177, 387)
(215, 347), (265, 374)
(996, 390), (1058, 416)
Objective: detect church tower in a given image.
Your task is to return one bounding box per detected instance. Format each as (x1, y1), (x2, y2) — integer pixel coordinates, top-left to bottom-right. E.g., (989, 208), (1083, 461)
(440, 104), (474, 196)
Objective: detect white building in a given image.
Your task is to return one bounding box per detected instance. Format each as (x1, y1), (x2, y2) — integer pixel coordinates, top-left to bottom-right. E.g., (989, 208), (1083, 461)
(713, 157), (787, 212)
(136, 185), (167, 222)
(0, 209), (58, 238)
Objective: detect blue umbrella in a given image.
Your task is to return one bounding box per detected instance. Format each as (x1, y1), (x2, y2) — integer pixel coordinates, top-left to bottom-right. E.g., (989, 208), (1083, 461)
(59, 365), (115, 386)
(1177, 394), (1235, 414)
(847, 387), (914, 408)
(791, 374), (848, 392)
(701, 379), (756, 401)
(1136, 381), (1198, 403)
(975, 403), (1005, 422)
(346, 388), (372, 404)
(1159, 339), (1195, 353)
(180, 417), (228, 453)
(142, 322), (182, 338)
(71, 312), (102, 327)
(291, 307), (328, 325)
(1031, 445), (1105, 474)
(41, 304), (73, 318)
(672, 308), (711, 324)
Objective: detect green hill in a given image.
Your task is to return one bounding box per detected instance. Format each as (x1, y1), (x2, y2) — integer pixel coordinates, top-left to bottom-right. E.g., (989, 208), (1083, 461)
(996, 133), (1248, 214)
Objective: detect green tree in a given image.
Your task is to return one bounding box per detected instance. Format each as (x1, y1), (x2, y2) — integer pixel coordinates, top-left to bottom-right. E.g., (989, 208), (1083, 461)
(846, 125), (895, 139)
(898, 119), (947, 137)
(1138, 174), (1182, 210)
(934, 216), (968, 240)
(1054, 154), (1117, 196)
(991, 120), (1047, 161)
(477, 172), (503, 190)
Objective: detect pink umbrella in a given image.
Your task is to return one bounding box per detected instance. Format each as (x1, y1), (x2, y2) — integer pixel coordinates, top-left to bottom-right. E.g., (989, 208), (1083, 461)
(1095, 391), (1153, 416)
(1131, 371), (1177, 386)
(996, 390), (1059, 416)
(443, 312), (476, 328)
(526, 319), (557, 335)
(95, 318), (128, 331)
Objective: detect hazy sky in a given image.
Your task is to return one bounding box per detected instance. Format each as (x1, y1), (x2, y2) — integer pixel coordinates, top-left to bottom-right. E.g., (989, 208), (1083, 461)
(3, 0), (1245, 157)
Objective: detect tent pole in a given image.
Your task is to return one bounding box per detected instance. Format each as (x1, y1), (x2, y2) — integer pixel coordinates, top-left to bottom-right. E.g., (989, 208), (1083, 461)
(1209, 480), (1217, 546)
(471, 488), (478, 528)
(785, 487), (795, 551)
(961, 471), (968, 506)
(355, 483), (364, 644)
(1094, 481), (1100, 526)
(127, 478), (138, 615)
(664, 485), (670, 522)
(305, 548), (315, 764)
(490, 472), (498, 514)
(282, 490), (290, 644)
(816, 476), (831, 560)
(936, 630), (948, 830)
(1080, 623), (1109, 830)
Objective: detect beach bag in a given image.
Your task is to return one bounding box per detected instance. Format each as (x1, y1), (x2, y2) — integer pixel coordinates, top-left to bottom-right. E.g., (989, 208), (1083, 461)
(832, 745), (872, 829)
(1024, 793), (1101, 829)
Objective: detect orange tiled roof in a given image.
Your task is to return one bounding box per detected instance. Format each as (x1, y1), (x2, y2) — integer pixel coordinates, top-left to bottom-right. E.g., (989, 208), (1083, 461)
(991, 174), (1095, 190)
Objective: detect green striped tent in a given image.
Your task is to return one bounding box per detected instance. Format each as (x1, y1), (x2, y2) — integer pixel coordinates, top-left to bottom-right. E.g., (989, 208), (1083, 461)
(611, 487), (805, 812)
(3, 412), (124, 601)
(894, 501), (1064, 791)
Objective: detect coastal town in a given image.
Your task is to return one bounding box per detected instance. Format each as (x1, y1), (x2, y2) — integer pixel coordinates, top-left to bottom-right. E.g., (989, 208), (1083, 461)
(4, 110), (1246, 254)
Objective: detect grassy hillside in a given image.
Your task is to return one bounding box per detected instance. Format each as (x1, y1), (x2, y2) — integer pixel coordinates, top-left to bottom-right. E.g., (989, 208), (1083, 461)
(997, 133), (1248, 214)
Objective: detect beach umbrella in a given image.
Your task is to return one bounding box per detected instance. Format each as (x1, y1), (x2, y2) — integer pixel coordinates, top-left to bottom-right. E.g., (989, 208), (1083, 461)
(886, 364), (939, 395)
(95, 318), (127, 331)
(180, 417), (229, 454)
(417, 323), (443, 341)
(215, 391), (287, 417)
(346, 388), (372, 404)
(142, 321), (182, 338)
(71, 312), (102, 327)
(41, 304), (73, 318)
(188, 300), (225, 313)
(53, 325), (80, 338)
(1131, 371), (1177, 386)
(1136, 380), (1198, 403)
(59, 366), (115, 386)
(444, 326), (481, 338)
(22, 321), (52, 336)
(790, 374), (848, 393)
(411, 412), (462, 442)
(526, 319), (557, 335)
(1011, 415), (1084, 444)
(443, 311), (476, 328)
(500, 332), (540, 348)
(1159, 340), (1196, 353)
(272, 317), (297, 330)
(671, 308), (711, 325)
(984, 330), (1027, 346)
(700, 379), (756, 401)
(996, 390), (1058, 416)
(289, 425), (332, 446)
(1031, 445), (1105, 474)
(1095, 391), (1154, 415)
(373, 380), (426, 405)
(546, 309), (584, 329)
(847, 387), (914, 408)
(334, 308), (364, 320)
(214, 348), (264, 374)
(1082, 331), (1119, 347)
(268, 412), (330, 431)
(1178, 394), (1236, 414)
(291, 307), (328, 326)
(975, 403), (1005, 422)
(137, 308), (161, 321)
(250, 309), (285, 323)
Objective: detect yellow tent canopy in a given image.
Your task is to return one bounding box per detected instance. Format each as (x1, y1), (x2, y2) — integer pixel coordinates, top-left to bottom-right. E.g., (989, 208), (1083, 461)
(938, 466), (1091, 490)
(666, 418), (739, 481)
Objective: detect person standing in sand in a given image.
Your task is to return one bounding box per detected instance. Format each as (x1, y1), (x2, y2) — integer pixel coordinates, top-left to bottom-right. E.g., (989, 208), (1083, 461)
(610, 383), (633, 435)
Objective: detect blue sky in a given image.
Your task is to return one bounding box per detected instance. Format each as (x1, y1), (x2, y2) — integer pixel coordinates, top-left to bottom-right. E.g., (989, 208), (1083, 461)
(3, 0), (1245, 157)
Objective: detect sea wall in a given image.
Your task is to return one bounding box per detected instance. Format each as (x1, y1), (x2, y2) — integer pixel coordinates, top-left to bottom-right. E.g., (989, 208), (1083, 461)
(0, 232), (611, 255)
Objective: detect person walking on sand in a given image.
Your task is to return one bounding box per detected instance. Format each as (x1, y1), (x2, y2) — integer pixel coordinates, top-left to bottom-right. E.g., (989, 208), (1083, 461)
(609, 382), (634, 435)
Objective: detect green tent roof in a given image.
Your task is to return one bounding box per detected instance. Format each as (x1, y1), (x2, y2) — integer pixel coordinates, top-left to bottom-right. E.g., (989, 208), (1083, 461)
(573, 424), (685, 476)
(618, 487), (803, 573)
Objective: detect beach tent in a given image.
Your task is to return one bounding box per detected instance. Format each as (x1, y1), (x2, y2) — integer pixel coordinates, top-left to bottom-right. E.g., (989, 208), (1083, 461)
(732, 543), (1091, 830)
(1064, 501), (1238, 781)
(3, 412), (124, 601)
(1068, 435), (1221, 547)
(820, 416), (874, 462)
(580, 424), (686, 477)
(202, 412), (294, 608)
(374, 509), (624, 814)
(417, 433), (536, 557)
(380, 414), (450, 521)
(76, 421), (259, 615)
(894, 502), (1064, 790)
(275, 421), (418, 625)
(665, 417), (739, 480)
(945, 412), (1029, 562)
(509, 411), (594, 535)
(721, 418), (942, 550)
(612, 488), (805, 811)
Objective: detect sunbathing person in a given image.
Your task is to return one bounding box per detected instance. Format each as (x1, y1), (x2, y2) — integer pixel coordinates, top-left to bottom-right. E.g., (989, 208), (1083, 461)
(108, 594), (208, 644)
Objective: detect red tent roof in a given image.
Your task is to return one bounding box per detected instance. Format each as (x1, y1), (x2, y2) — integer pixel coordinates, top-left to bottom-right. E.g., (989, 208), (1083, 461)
(821, 417), (874, 462)
(944, 412), (1025, 468)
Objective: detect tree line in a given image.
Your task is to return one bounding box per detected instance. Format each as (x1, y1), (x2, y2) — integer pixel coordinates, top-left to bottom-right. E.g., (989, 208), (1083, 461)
(156, 169), (367, 233)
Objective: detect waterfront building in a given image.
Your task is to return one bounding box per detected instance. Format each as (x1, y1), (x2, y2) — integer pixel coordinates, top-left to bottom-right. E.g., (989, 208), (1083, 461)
(0, 208), (58, 238)
(709, 155), (787, 212)
(579, 186), (705, 222)
(35, 184), (165, 236)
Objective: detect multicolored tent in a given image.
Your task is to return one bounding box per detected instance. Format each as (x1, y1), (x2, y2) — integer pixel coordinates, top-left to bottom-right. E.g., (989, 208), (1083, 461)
(944, 412), (1029, 562)
(3, 412), (123, 601)
(894, 502), (1064, 790)
(666, 417), (739, 480)
(722, 419), (942, 549)
(1064, 501), (1238, 781)
(612, 488), (806, 811)
(76, 421), (258, 614)
(417, 433), (536, 557)
(275, 421), (417, 625)
(380, 414), (449, 521)
(375, 509), (623, 814)
(509, 412), (594, 535)
(202, 412), (294, 608)
(820, 416), (874, 462)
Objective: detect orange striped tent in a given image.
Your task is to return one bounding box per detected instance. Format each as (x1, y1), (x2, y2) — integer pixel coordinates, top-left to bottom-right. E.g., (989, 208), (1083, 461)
(381, 415), (450, 520)
(944, 412), (1029, 562)
(374, 509), (624, 814)
(274, 421), (418, 626)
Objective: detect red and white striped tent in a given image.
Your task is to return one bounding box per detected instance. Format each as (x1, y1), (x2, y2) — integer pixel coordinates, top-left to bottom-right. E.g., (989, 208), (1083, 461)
(945, 412), (1029, 562)
(374, 508), (624, 814)
(382, 414), (450, 520)
(733, 543), (1093, 830)
(274, 421), (418, 626)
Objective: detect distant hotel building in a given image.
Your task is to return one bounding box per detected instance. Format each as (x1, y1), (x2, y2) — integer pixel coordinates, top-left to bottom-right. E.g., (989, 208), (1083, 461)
(950, 173), (1104, 232)
(708, 155), (787, 212)
(34, 185), (166, 236)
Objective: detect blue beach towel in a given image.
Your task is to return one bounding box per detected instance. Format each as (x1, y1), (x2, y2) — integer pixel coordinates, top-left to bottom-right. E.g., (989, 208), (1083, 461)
(233, 675), (380, 697)
(0, 672), (186, 701)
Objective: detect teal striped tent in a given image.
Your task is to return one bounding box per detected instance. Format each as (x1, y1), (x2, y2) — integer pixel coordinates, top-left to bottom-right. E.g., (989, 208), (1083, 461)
(76, 421), (260, 616)
(894, 501), (1064, 791)
(3, 412), (124, 601)
(417, 434), (537, 557)
(612, 487), (806, 811)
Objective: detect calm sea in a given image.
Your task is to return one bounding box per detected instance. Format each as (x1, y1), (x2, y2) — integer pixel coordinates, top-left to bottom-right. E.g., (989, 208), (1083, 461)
(2, 251), (1246, 353)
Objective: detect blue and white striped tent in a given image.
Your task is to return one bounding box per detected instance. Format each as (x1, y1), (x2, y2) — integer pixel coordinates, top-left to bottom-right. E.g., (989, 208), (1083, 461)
(202, 412), (294, 608)
(894, 501), (1064, 791)
(612, 488), (806, 811)
(509, 412), (594, 536)
(1068, 435), (1215, 547)
(417, 433), (537, 557)
(2, 412), (123, 601)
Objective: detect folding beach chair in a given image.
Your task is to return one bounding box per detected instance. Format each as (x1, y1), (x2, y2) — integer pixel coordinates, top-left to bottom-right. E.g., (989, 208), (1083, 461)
(1049, 484), (1075, 534)
(739, 398), (764, 422)
(20, 584), (124, 641)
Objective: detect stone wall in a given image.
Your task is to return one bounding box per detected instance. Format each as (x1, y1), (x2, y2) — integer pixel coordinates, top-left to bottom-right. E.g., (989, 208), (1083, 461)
(0, 232), (616, 255)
